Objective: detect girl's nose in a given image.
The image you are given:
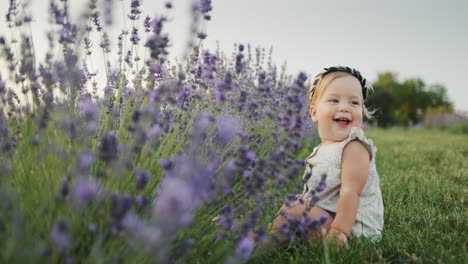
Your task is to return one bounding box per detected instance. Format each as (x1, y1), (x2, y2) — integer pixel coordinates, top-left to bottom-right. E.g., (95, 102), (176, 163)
(338, 103), (350, 112)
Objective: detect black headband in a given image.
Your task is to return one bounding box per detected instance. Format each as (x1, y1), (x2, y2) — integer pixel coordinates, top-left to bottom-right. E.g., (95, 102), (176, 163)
(311, 66), (371, 100)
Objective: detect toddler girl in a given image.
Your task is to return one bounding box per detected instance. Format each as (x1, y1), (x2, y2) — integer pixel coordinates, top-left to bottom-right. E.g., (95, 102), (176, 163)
(256, 66), (384, 248)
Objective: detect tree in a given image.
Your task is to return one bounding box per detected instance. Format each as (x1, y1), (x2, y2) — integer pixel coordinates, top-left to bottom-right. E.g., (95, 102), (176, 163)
(365, 72), (453, 127)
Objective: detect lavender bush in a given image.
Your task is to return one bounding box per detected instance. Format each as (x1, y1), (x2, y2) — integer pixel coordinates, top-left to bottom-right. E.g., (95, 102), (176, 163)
(0, 0), (323, 263)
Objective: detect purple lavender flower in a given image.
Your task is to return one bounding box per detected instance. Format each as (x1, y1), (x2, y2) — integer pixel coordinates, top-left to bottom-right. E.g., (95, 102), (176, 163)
(159, 159), (173, 171)
(78, 151), (95, 170)
(299, 214), (327, 232)
(59, 180), (69, 198)
(72, 177), (101, 208)
(23, 15), (32, 23)
(83, 37), (93, 55)
(104, 0), (113, 25)
(130, 27), (140, 45)
(177, 83), (193, 109)
(0, 80), (5, 95)
(145, 34), (169, 60)
(283, 194), (298, 207)
(148, 63), (162, 74)
(235, 146), (256, 168)
(194, 111), (214, 131)
(59, 23), (78, 44)
(88, 0), (97, 10)
(303, 171), (312, 182)
(50, 2), (64, 25)
(98, 131), (118, 162)
(122, 211), (147, 236)
(246, 150), (256, 162)
(143, 16), (152, 32)
(99, 32), (111, 53)
(317, 213), (328, 225)
(219, 215), (233, 230)
(50, 219), (72, 250)
(122, 212), (162, 245)
(214, 114), (244, 145)
(197, 32), (207, 40)
(285, 166), (300, 180)
(135, 194), (148, 207)
(91, 11), (103, 31)
(88, 223), (97, 233)
(6, 0), (18, 26)
(63, 48), (78, 68)
(151, 17), (165, 35)
(78, 96), (99, 120)
(235, 53), (244, 74)
(0, 3), (325, 260)
(201, 51), (217, 79)
(144, 124), (162, 140)
(198, 0), (212, 13)
(135, 170), (152, 190)
(157, 155), (216, 225)
(219, 72), (233, 91)
(234, 237), (254, 261)
(218, 205), (234, 230)
(252, 227), (267, 243)
(316, 181), (326, 192)
(237, 91), (248, 111)
(242, 170), (253, 179)
(110, 193), (133, 221)
(128, 0), (142, 20)
(124, 50), (133, 65)
(153, 176), (195, 226)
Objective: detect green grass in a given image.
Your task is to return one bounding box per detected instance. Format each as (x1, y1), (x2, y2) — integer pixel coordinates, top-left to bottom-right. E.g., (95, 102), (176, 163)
(248, 128), (468, 264)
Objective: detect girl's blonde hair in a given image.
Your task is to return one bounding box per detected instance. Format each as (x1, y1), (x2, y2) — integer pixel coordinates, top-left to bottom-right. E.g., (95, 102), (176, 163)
(308, 71), (375, 119)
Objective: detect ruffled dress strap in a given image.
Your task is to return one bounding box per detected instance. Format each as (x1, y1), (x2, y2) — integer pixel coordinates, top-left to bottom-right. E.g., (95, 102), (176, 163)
(342, 126), (377, 160)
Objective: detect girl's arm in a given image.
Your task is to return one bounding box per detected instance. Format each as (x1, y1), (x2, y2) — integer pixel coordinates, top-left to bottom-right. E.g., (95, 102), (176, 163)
(329, 140), (370, 245)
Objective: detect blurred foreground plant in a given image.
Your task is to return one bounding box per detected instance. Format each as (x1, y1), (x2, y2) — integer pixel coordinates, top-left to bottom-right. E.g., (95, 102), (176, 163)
(0, 0), (322, 263)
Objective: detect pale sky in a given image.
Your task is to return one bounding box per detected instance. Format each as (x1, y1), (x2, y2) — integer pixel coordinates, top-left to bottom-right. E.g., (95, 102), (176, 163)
(1, 0), (467, 112)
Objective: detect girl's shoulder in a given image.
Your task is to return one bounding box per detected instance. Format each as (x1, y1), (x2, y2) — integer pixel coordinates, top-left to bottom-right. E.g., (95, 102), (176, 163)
(304, 127), (377, 166)
(341, 126), (377, 160)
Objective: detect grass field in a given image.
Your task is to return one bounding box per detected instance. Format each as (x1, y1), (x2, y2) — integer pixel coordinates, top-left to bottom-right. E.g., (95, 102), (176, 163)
(249, 128), (468, 264)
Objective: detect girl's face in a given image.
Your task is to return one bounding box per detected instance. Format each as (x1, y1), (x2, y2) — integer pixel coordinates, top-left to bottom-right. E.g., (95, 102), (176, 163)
(310, 75), (363, 144)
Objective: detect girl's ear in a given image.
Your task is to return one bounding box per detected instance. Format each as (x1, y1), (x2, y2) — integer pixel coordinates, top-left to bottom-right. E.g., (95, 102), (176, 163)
(310, 105), (318, 123)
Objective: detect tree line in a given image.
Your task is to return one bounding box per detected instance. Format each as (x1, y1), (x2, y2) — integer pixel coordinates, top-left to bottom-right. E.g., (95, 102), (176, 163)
(365, 72), (453, 127)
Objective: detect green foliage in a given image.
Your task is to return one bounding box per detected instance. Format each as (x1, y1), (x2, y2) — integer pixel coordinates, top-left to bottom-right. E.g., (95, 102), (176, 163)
(366, 72), (454, 127)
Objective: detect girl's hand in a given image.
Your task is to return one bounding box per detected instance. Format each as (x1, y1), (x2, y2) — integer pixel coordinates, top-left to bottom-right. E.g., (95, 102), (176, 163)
(326, 228), (348, 249)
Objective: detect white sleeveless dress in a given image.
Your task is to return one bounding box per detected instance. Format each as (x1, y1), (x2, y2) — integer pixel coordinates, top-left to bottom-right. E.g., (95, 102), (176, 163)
(299, 126), (384, 240)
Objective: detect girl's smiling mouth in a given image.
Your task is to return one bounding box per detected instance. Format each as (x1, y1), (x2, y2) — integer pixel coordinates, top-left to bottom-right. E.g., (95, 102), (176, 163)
(334, 118), (351, 127)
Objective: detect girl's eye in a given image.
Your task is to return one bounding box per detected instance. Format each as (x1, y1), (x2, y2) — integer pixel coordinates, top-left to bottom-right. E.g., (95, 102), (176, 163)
(351, 101), (359, 105)
(330, 99), (339, 103)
